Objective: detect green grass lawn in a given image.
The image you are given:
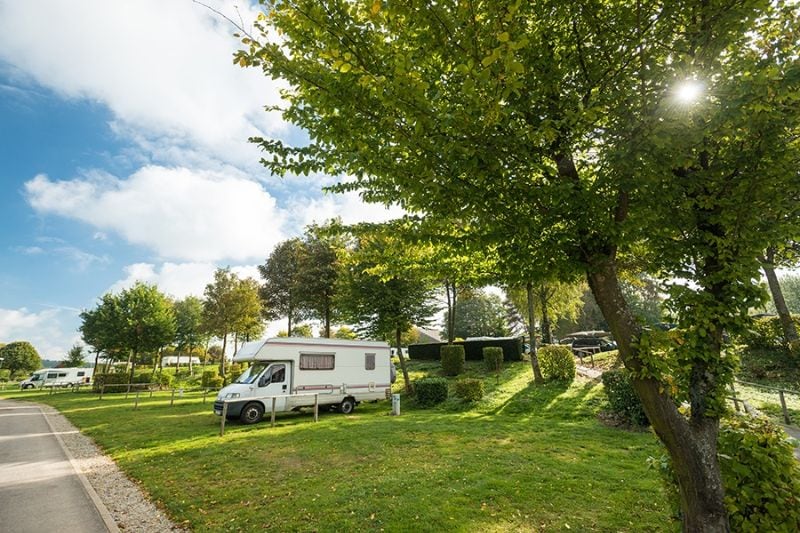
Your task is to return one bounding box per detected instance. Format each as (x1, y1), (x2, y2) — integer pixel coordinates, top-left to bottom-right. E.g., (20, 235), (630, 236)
(2, 361), (676, 532)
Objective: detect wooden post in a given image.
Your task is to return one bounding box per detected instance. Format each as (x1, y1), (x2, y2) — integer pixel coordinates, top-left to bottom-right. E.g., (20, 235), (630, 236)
(314, 394), (319, 422)
(125, 383), (131, 399)
(220, 402), (228, 436)
(730, 382), (740, 412)
(170, 389), (176, 406)
(203, 390), (208, 404)
(271, 397), (276, 427)
(779, 390), (791, 424)
(134, 390), (140, 410)
(589, 351), (595, 368)
(149, 386), (154, 399)
(99, 384), (105, 400)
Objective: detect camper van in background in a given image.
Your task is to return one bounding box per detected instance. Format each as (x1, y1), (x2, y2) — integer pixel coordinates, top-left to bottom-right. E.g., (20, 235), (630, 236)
(20, 367), (93, 389)
(214, 337), (393, 424)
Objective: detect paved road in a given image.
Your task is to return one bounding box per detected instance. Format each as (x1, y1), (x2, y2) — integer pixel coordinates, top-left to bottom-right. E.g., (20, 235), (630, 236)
(0, 399), (116, 533)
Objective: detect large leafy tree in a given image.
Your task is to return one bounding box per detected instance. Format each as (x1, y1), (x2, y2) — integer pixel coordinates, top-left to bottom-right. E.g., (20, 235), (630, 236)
(336, 230), (439, 393)
(259, 238), (306, 334)
(297, 226), (341, 338)
(203, 268), (240, 379)
(64, 345), (86, 367)
(173, 296), (208, 372)
(0, 341), (41, 376)
(232, 277), (265, 348)
(80, 293), (126, 374)
(444, 290), (509, 339)
(239, 1), (800, 528)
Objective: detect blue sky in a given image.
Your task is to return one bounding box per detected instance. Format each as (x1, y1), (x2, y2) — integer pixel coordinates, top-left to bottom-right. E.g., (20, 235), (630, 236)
(0, 1), (401, 360)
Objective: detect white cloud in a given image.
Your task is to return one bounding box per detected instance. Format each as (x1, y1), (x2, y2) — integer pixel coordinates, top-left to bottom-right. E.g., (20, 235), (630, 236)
(109, 261), (261, 300)
(25, 166), (286, 262)
(0, 307), (81, 361)
(0, 0), (287, 168)
(286, 191), (405, 229)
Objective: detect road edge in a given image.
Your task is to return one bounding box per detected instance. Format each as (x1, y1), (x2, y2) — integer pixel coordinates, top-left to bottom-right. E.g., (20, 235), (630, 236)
(39, 404), (121, 533)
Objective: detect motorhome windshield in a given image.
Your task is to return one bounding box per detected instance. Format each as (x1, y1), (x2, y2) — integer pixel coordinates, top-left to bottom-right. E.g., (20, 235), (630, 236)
(30, 374), (41, 381)
(234, 362), (269, 384)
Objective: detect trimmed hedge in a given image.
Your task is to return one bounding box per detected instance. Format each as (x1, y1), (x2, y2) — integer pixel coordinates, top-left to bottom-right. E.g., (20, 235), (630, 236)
(414, 377), (449, 407)
(454, 378), (484, 402)
(538, 345), (576, 382)
(652, 414), (800, 531)
(409, 337), (523, 362)
(739, 314), (800, 350)
(92, 373), (130, 392)
(441, 345), (465, 376)
(483, 347), (503, 372)
(201, 370), (222, 388)
(601, 369), (649, 426)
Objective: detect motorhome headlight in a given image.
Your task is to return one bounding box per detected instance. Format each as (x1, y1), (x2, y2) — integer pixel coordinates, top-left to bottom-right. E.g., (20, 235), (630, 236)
(224, 392), (240, 399)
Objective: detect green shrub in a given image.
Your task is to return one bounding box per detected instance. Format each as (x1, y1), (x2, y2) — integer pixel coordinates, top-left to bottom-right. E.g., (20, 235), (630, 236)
(483, 347), (503, 373)
(92, 373), (130, 392)
(651, 414), (800, 531)
(0, 369), (10, 382)
(601, 369), (649, 426)
(414, 377), (449, 407)
(441, 345), (465, 376)
(201, 370), (219, 388)
(228, 363), (243, 379)
(538, 345), (576, 382)
(454, 378), (484, 402)
(740, 315), (800, 349)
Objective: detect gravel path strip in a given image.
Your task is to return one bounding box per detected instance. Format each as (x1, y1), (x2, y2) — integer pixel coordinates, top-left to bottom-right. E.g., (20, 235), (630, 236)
(29, 401), (187, 532)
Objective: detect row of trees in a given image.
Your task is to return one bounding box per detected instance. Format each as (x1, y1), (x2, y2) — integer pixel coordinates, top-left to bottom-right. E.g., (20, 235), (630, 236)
(79, 270), (263, 381)
(237, 1), (800, 529)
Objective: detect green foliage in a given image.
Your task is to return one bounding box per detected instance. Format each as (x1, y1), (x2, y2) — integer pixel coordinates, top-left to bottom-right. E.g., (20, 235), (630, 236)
(228, 363), (243, 380)
(64, 344), (86, 367)
(134, 372), (173, 388)
(92, 373), (130, 392)
(538, 345), (576, 382)
(413, 376), (449, 407)
(443, 290), (510, 339)
(483, 347), (503, 372)
(440, 345), (465, 376)
(174, 296), (208, 355)
(259, 238), (307, 329)
(601, 369), (650, 426)
(652, 415), (800, 531)
(739, 315), (800, 349)
(296, 226), (342, 338)
(0, 369), (11, 381)
(333, 326), (358, 340)
(454, 378), (484, 402)
(0, 341), (42, 375)
(201, 370), (220, 388)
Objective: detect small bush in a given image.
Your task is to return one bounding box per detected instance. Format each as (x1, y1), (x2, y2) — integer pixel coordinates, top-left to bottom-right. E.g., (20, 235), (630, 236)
(201, 370), (220, 388)
(651, 414), (800, 531)
(739, 315), (800, 349)
(414, 377), (449, 407)
(228, 363), (243, 379)
(483, 347), (503, 373)
(601, 369), (649, 426)
(454, 378), (484, 402)
(441, 345), (465, 376)
(0, 369), (10, 382)
(538, 345), (576, 382)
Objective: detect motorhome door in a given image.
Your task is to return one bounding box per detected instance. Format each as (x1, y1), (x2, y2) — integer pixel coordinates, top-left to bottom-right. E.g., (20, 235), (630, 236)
(257, 363), (290, 411)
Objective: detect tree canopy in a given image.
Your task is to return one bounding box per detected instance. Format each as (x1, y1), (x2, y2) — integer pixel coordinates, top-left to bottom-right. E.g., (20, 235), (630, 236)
(0, 341), (41, 375)
(238, 1), (800, 528)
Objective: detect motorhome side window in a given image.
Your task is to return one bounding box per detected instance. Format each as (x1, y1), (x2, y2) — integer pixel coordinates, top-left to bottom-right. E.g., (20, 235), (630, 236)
(270, 365), (286, 383)
(47, 373), (57, 379)
(299, 353), (334, 370)
(365, 353), (375, 370)
(78, 371), (85, 377)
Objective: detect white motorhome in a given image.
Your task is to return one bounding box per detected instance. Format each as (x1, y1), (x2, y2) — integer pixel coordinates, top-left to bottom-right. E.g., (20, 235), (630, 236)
(214, 337), (394, 424)
(20, 367), (93, 389)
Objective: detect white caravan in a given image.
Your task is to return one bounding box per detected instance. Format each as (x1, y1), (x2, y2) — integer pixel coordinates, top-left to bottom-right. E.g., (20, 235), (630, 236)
(20, 367), (94, 389)
(214, 337), (393, 424)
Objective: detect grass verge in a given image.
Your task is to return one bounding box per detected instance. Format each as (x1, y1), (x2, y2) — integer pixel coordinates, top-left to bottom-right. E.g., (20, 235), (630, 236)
(2, 361), (676, 532)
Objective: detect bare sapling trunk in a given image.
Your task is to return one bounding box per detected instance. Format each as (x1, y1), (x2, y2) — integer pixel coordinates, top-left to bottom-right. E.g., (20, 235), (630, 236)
(539, 290), (552, 345)
(587, 255), (729, 532)
(761, 248), (799, 348)
(128, 350), (137, 384)
(395, 326), (413, 394)
(527, 282), (544, 383)
(324, 298), (331, 338)
(91, 350), (100, 379)
(220, 333), (228, 382)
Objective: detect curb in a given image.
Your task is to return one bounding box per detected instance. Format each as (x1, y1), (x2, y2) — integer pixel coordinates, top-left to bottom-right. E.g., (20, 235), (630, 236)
(39, 405), (120, 533)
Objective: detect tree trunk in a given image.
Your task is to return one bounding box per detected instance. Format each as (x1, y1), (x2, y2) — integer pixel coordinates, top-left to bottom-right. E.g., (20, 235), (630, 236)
(287, 306), (293, 337)
(526, 282), (544, 383)
(91, 350), (100, 378)
(539, 291), (552, 345)
(586, 255), (729, 532)
(762, 248), (799, 347)
(128, 350), (136, 384)
(395, 326), (413, 394)
(188, 343), (194, 375)
(324, 298), (331, 338)
(220, 333), (228, 381)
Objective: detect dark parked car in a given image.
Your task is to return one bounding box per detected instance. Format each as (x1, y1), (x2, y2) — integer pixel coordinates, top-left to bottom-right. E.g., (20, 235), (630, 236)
(570, 336), (616, 355)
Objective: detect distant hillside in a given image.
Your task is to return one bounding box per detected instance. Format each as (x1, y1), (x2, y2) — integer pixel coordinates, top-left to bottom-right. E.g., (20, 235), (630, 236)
(41, 360), (93, 368)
